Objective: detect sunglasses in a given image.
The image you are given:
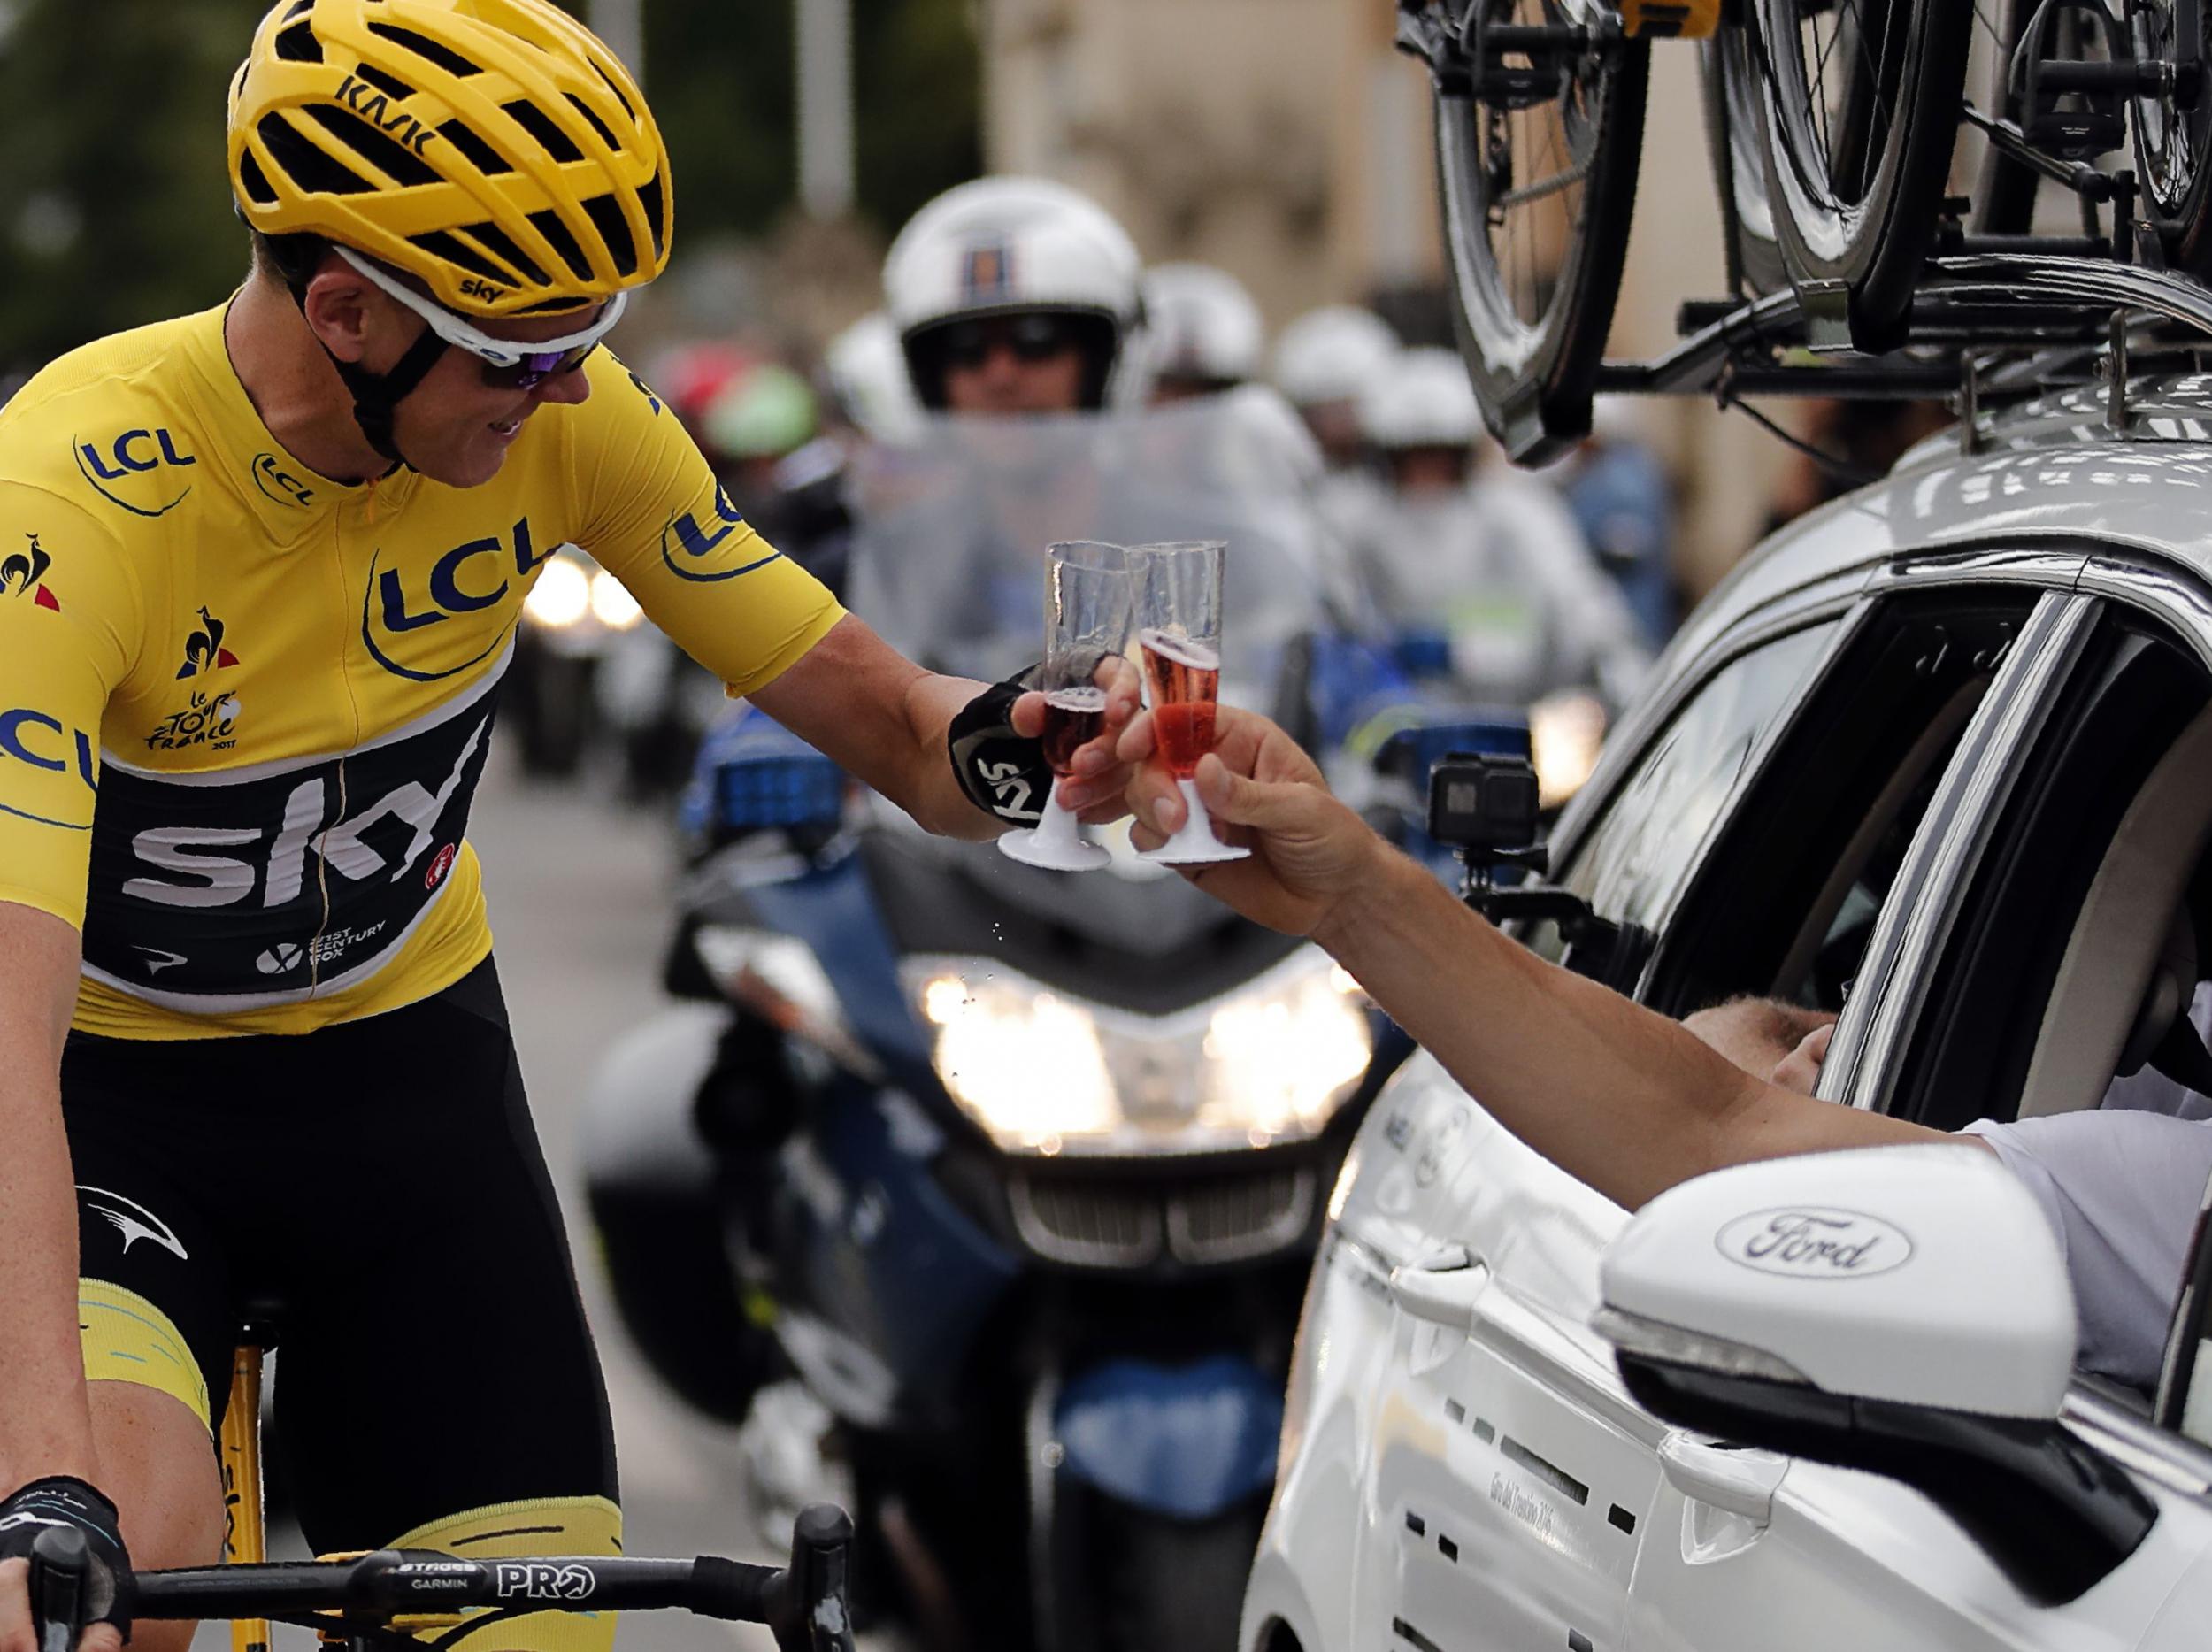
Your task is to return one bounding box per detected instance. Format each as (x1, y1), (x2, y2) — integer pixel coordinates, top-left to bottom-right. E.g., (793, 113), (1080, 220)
(334, 246), (626, 389)
(940, 314), (1080, 370)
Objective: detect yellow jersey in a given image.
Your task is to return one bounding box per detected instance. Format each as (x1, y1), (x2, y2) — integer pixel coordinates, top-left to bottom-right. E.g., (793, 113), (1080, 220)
(0, 304), (842, 1040)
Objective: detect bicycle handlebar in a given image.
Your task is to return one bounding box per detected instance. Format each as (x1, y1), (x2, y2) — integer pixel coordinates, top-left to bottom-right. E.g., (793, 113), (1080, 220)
(30, 1505), (856, 1652)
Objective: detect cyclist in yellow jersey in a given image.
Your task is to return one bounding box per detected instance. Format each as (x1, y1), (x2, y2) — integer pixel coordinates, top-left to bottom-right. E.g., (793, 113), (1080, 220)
(0, 5), (1141, 1650)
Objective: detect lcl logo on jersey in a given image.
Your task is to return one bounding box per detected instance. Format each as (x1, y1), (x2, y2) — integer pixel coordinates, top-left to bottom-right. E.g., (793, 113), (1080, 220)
(0, 708), (98, 816)
(365, 516), (553, 681)
(73, 427), (197, 518)
(659, 482), (779, 584)
(250, 452), (316, 511)
(1, 534), (59, 611)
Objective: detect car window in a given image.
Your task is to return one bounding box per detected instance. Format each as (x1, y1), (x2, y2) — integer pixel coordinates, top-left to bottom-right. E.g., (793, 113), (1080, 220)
(1558, 620), (1839, 949)
(1893, 611), (2212, 1133)
(1648, 592), (2039, 1019)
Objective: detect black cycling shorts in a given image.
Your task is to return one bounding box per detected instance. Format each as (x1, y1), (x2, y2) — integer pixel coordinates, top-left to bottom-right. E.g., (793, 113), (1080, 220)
(63, 957), (618, 1555)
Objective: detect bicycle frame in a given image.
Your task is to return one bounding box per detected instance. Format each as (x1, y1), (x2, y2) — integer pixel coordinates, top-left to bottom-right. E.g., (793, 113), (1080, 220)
(219, 1346), (270, 1652)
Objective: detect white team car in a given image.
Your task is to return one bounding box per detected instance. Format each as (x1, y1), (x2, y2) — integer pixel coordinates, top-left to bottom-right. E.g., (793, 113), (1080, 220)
(1244, 378), (2212, 1651)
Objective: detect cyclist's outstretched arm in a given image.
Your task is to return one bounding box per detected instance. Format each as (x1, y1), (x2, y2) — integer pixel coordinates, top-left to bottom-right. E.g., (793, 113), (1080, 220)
(751, 613), (1140, 841)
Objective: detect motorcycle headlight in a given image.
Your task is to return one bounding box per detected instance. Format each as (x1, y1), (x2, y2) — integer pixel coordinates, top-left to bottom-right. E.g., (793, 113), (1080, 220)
(589, 568), (645, 630)
(524, 556), (592, 628)
(902, 950), (1372, 1156)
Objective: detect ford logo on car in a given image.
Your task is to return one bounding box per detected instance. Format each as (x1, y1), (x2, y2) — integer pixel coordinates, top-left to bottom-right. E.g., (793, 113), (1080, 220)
(1715, 1207), (1914, 1279)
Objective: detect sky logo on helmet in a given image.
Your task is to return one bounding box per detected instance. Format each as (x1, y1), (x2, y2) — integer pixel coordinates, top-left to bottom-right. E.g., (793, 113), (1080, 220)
(962, 242), (1014, 304)
(73, 427), (196, 518)
(0, 534), (58, 611)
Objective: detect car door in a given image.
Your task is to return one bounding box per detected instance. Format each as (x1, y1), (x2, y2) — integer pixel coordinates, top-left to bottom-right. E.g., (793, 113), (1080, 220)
(1346, 612), (1855, 1652)
(1627, 583), (2212, 1650)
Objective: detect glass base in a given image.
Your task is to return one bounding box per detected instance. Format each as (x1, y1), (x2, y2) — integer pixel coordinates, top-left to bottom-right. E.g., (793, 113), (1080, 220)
(998, 791), (1110, 871)
(1139, 777), (1251, 865)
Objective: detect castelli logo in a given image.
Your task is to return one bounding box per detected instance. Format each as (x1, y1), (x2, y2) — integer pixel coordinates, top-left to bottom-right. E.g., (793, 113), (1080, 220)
(425, 842), (457, 890)
(1716, 1207), (1914, 1279)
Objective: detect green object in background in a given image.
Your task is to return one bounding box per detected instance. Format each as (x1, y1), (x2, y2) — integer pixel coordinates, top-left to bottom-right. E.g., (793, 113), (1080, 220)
(703, 363), (818, 460)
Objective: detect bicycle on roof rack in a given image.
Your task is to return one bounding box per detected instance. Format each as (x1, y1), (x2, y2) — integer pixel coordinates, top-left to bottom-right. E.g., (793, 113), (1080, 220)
(1396, 0), (2212, 459)
(23, 1341), (857, 1652)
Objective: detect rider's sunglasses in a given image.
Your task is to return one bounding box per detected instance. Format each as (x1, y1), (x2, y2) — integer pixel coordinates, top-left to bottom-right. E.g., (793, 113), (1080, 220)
(333, 246), (626, 390)
(940, 313), (1080, 370)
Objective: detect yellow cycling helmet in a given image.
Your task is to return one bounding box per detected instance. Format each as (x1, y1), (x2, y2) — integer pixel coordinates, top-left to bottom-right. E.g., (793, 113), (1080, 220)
(227, 0), (671, 319)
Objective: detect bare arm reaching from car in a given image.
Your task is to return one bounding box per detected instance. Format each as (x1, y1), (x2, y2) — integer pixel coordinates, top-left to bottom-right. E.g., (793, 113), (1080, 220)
(1118, 704), (1960, 1210)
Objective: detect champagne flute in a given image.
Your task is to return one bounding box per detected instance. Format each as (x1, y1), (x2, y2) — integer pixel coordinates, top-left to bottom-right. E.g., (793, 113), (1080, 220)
(1131, 540), (1249, 864)
(998, 541), (1132, 871)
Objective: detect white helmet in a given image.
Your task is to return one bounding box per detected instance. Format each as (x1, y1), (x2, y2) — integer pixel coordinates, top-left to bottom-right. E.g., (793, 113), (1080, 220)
(883, 176), (1145, 410)
(1271, 305), (1399, 408)
(823, 311), (924, 442)
(1358, 346), (1481, 450)
(1142, 262), (1264, 389)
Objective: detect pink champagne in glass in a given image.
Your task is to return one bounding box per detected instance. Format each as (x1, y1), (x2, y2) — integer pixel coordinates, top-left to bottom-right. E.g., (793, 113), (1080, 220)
(1139, 628), (1221, 779)
(1040, 683), (1109, 776)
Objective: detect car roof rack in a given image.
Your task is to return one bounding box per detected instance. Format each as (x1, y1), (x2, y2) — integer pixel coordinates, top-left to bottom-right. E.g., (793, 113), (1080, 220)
(1594, 252), (2212, 427)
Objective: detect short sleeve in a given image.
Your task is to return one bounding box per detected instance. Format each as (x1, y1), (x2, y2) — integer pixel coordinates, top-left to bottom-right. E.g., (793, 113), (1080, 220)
(572, 362), (843, 698)
(0, 484), (139, 929)
(1961, 1110), (2212, 1388)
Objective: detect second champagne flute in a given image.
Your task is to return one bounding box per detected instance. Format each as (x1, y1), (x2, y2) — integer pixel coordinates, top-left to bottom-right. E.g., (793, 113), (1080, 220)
(1133, 540), (1249, 864)
(998, 541), (1131, 871)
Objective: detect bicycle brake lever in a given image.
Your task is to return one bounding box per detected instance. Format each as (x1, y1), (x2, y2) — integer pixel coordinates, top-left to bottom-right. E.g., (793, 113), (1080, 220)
(29, 1527), (89, 1652)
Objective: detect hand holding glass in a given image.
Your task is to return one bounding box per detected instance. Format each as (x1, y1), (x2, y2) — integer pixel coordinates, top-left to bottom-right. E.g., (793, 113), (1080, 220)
(1133, 541), (1249, 864)
(998, 541), (1131, 871)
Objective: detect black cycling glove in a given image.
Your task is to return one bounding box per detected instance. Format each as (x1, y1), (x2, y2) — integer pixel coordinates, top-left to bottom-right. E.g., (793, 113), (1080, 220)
(0, 1478), (132, 1641)
(949, 664), (1050, 826)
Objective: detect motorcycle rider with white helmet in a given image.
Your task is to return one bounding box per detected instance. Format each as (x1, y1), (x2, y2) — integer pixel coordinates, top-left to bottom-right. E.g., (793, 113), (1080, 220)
(1142, 262), (1266, 403)
(1271, 304), (1399, 471)
(1347, 346), (1647, 718)
(885, 175), (1148, 416)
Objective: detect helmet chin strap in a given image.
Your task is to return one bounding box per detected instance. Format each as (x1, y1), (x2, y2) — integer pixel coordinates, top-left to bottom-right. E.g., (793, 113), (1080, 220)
(268, 246), (447, 472)
(323, 327), (450, 467)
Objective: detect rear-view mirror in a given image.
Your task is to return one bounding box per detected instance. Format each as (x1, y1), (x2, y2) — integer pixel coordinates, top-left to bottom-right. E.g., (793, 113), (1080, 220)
(1594, 1144), (2154, 1604)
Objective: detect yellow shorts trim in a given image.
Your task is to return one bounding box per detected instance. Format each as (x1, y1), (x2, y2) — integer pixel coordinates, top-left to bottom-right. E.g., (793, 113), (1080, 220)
(79, 1279), (210, 1430)
(385, 1496), (623, 1652)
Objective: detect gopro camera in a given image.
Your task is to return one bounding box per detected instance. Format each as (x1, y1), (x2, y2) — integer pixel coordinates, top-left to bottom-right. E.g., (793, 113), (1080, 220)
(1426, 751), (1540, 856)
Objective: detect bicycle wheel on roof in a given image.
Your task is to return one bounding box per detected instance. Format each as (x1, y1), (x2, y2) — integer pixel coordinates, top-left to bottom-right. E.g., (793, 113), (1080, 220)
(1743, 0), (1972, 349)
(1425, 0), (1649, 463)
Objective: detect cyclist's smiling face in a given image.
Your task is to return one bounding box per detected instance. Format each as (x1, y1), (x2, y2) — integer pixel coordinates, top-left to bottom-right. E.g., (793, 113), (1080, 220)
(374, 304), (600, 488)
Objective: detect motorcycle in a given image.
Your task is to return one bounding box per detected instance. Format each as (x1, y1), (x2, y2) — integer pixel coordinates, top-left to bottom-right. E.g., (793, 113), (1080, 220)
(582, 395), (1420, 1652)
(506, 545), (644, 778)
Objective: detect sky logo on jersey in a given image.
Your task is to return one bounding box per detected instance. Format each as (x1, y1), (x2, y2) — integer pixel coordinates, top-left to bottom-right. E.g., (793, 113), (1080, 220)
(0, 707), (96, 827)
(365, 516), (552, 681)
(73, 427), (196, 518)
(176, 606), (241, 679)
(658, 483), (779, 584)
(1, 534), (58, 611)
(250, 452), (316, 511)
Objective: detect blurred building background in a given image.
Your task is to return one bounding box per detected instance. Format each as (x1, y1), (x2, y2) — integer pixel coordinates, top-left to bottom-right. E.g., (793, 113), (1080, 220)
(0, 0), (1801, 594)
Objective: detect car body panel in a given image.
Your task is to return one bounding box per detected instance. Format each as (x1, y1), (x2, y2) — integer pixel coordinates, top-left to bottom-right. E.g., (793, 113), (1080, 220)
(1252, 383), (2212, 1651)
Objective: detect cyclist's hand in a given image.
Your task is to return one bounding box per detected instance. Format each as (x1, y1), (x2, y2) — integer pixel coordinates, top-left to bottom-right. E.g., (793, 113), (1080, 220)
(1120, 703), (1385, 936)
(0, 1479), (131, 1652)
